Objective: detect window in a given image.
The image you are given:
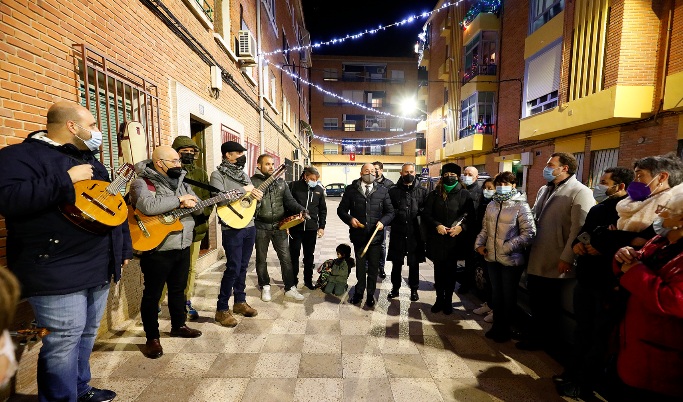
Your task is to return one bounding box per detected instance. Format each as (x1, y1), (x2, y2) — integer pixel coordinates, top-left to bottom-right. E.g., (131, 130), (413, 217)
(270, 72), (276, 103)
(221, 124), (240, 143)
(365, 116), (387, 131)
(342, 64), (387, 82)
(323, 142), (339, 154)
(365, 91), (385, 107)
(282, 35), (290, 66)
(386, 143), (403, 156)
(573, 152), (585, 183)
(323, 93), (338, 105)
(460, 92), (495, 139)
(589, 148), (619, 188)
(342, 90), (364, 104)
(391, 70), (405, 82)
(530, 0), (564, 33)
(524, 41), (562, 116)
(442, 127), (447, 147)
(262, 0), (277, 33)
(323, 68), (338, 81)
(182, 0), (214, 28)
(323, 118), (338, 130)
(463, 31), (498, 84)
(262, 65), (269, 99)
(390, 118), (404, 132)
(282, 97), (291, 128)
(343, 114), (364, 131)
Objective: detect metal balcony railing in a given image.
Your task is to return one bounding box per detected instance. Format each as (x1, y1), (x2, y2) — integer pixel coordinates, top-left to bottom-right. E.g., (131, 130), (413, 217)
(462, 64), (497, 84)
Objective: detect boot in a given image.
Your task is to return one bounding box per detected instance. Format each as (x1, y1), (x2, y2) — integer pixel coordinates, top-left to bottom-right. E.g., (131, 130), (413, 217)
(215, 310), (238, 327)
(442, 291), (453, 315)
(431, 290), (443, 313)
(233, 302), (258, 317)
(410, 289), (419, 301)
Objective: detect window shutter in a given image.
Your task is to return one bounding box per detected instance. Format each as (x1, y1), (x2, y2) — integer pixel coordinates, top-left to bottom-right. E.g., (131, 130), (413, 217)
(526, 41), (562, 101)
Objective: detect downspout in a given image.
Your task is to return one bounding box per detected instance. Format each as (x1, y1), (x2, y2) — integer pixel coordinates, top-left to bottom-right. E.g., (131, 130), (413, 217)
(653, 0), (674, 124)
(257, 0), (265, 151)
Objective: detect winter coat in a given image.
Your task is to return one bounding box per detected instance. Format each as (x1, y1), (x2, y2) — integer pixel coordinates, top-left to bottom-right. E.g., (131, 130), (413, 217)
(387, 182), (427, 264)
(288, 179), (327, 231)
(0, 131), (132, 296)
(422, 183), (476, 262)
(337, 179), (394, 246)
(210, 166), (254, 230)
(251, 169), (305, 230)
(527, 175), (595, 278)
(129, 160), (198, 252)
(614, 236), (683, 398)
(475, 192), (536, 267)
(376, 175), (394, 188)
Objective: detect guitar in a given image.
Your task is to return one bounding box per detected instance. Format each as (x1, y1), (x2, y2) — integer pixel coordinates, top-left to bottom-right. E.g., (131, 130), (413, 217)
(129, 189), (242, 251)
(60, 163), (136, 234)
(216, 164), (286, 229)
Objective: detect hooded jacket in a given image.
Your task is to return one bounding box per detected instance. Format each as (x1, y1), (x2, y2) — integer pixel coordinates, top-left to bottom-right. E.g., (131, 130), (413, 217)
(288, 179), (327, 231)
(172, 136), (212, 242)
(0, 131), (132, 296)
(129, 160), (197, 251)
(251, 169), (305, 230)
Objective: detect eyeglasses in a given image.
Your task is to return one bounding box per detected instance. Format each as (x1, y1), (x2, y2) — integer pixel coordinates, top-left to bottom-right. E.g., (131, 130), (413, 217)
(160, 159), (182, 165)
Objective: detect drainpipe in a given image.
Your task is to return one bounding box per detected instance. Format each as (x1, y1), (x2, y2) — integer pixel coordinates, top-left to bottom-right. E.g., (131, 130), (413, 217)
(653, 0), (674, 123)
(257, 0), (265, 151)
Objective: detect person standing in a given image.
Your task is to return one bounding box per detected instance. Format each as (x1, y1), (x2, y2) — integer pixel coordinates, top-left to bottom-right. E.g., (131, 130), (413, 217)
(210, 141), (263, 327)
(387, 163), (427, 302)
(518, 152), (595, 351)
(423, 163), (475, 315)
(288, 166), (327, 289)
(129, 146), (203, 359)
(0, 101), (132, 402)
(338, 163), (394, 307)
(459, 166), (484, 294)
(373, 161), (394, 279)
(252, 154), (307, 301)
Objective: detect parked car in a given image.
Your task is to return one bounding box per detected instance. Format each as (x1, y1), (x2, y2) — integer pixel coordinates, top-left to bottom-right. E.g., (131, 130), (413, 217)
(325, 183), (345, 197)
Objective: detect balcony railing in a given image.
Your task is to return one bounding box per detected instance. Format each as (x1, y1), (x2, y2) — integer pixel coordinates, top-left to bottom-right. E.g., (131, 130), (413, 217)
(458, 123), (494, 139)
(195, 0), (213, 22)
(462, 64), (497, 84)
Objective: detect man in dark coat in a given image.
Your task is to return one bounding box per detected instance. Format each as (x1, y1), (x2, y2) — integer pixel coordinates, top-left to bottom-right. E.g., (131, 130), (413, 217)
(387, 163), (427, 302)
(459, 166), (484, 294)
(0, 101), (132, 402)
(288, 166), (327, 289)
(423, 163), (475, 314)
(338, 163), (395, 307)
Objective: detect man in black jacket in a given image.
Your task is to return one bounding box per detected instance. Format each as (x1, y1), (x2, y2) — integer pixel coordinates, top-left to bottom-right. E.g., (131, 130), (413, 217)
(288, 166), (327, 289)
(459, 166), (484, 294)
(338, 163), (395, 307)
(557, 167), (633, 398)
(0, 101), (132, 402)
(373, 161), (394, 279)
(252, 154), (306, 301)
(387, 163), (427, 302)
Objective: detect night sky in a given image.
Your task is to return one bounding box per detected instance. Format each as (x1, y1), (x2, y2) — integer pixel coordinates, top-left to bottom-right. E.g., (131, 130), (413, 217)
(301, 0), (439, 57)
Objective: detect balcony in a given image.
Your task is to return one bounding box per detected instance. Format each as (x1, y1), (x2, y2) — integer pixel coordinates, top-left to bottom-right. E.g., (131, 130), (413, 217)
(462, 64), (497, 85)
(443, 134), (494, 158)
(460, 0), (501, 30)
(458, 123), (494, 139)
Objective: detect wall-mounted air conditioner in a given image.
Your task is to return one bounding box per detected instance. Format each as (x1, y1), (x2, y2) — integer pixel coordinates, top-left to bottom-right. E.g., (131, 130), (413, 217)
(238, 30), (257, 64)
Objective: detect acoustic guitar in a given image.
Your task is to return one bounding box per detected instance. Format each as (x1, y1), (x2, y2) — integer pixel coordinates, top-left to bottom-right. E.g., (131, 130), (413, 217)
(129, 189), (242, 251)
(60, 163), (136, 234)
(215, 164), (286, 229)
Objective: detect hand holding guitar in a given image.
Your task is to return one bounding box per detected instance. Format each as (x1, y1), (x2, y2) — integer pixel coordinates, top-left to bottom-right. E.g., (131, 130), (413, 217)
(178, 194), (197, 208)
(251, 188), (263, 201)
(67, 164), (93, 183)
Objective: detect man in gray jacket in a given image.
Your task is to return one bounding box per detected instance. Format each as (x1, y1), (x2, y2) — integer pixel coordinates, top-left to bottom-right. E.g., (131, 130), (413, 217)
(517, 152), (595, 351)
(129, 146), (203, 359)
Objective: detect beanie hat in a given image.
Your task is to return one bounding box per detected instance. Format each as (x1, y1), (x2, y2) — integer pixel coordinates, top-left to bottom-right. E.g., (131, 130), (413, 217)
(221, 140), (247, 155)
(441, 163), (461, 176)
(172, 136), (199, 152)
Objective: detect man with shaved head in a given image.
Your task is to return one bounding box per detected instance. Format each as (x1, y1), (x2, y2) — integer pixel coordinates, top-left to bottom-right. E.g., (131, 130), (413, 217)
(129, 145), (204, 359)
(337, 163), (394, 307)
(0, 101), (132, 402)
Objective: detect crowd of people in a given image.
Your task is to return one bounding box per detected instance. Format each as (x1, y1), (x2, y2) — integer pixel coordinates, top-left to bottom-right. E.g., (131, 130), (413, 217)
(0, 102), (682, 401)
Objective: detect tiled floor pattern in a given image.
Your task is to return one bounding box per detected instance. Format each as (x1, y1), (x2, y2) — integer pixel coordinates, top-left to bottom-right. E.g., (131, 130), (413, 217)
(14, 199), (571, 401)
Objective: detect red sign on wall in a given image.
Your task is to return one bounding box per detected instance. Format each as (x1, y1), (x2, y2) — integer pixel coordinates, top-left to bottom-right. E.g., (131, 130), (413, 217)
(349, 153), (355, 161)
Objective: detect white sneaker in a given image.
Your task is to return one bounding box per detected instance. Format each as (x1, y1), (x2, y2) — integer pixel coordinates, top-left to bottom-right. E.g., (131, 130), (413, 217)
(285, 287), (305, 301)
(484, 311), (494, 323)
(473, 302), (492, 315)
(261, 285), (272, 302)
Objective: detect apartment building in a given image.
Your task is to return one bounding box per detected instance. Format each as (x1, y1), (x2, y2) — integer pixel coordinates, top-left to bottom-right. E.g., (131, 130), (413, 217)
(417, 0), (683, 197)
(0, 0), (311, 327)
(309, 55), (418, 185)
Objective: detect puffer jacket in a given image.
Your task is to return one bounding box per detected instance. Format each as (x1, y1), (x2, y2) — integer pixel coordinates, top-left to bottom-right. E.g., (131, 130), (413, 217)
(475, 192), (536, 267)
(251, 169), (305, 230)
(129, 160), (197, 251)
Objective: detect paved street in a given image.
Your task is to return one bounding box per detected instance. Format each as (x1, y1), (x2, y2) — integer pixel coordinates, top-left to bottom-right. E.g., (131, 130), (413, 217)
(15, 198), (567, 401)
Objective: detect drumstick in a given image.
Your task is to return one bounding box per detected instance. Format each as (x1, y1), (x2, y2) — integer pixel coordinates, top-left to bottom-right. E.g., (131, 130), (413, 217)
(360, 225), (381, 258)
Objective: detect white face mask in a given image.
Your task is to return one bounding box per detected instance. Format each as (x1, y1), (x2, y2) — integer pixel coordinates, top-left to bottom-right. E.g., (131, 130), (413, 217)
(75, 124), (103, 152)
(462, 176), (474, 186)
(483, 189), (495, 199)
(0, 330), (18, 388)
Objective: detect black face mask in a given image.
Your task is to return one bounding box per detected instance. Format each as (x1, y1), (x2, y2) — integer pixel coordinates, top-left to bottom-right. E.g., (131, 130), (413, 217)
(402, 174), (415, 184)
(443, 176), (458, 186)
(179, 153), (195, 165)
(166, 167), (184, 179)
(234, 155), (247, 168)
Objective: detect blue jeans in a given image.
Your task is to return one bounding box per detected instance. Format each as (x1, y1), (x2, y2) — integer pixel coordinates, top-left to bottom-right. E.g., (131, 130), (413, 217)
(218, 226), (256, 311)
(28, 284), (110, 402)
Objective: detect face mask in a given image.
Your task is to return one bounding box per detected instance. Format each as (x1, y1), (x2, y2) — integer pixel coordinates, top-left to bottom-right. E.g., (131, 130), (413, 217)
(592, 184), (614, 202)
(402, 174), (415, 184)
(75, 125), (103, 152)
(543, 166), (558, 182)
(0, 330), (17, 388)
(307, 180), (317, 188)
(361, 173), (375, 184)
(443, 176), (458, 186)
(496, 185), (512, 194)
(483, 189), (495, 199)
(179, 153), (195, 165)
(653, 217), (671, 236)
(166, 167), (184, 179)
(462, 176), (474, 186)
(234, 155), (247, 168)
(627, 177), (656, 202)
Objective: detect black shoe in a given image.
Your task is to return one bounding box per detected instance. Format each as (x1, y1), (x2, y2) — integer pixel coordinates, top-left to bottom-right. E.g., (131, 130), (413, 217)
(170, 325), (202, 338)
(557, 381), (591, 398)
(431, 301), (443, 313)
(515, 340), (543, 351)
(443, 303), (453, 315)
(366, 297), (376, 307)
(410, 289), (419, 301)
(387, 288), (400, 299)
(304, 281), (315, 290)
(350, 295), (363, 305)
(378, 269), (386, 279)
(78, 388), (116, 402)
(144, 339), (163, 359)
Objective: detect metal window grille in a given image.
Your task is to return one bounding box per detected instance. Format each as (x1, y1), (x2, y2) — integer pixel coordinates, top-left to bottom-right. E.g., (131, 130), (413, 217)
(573, 152), (585, 183)
(588, 148), (619, 188)
(221, 124), (240, 143)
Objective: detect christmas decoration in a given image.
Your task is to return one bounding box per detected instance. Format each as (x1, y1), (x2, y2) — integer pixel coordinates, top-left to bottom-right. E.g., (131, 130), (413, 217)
(459, 0), (501, 29)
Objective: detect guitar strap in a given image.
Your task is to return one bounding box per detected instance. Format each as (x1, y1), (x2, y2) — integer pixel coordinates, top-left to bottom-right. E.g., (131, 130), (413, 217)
(182, 177), (223, 193)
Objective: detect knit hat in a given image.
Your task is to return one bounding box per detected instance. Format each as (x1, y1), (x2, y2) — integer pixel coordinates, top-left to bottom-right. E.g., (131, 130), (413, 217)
(172, 136), (199, 152)
(441, 163), (461, 176)
(221, 140), (247, 155)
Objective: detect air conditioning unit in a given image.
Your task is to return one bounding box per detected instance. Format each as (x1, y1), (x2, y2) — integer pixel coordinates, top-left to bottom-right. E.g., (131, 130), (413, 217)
(238, 30), (257, 64)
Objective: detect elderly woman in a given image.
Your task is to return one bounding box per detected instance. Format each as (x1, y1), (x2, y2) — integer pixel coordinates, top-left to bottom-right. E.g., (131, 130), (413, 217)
(0, 267), (20, 388)
(475, 172), (536, 342)
(613, 186), (683, 400)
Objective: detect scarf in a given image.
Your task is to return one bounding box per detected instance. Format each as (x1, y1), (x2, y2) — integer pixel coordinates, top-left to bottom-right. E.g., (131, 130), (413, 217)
(492, 188), (518, 203)
(616, 189), (672, 232)
(216, 159), (249, 185)
(443, 182), (457, 193)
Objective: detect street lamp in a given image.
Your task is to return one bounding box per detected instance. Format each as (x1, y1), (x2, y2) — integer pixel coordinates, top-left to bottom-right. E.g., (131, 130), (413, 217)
(400, 97), (427, 119)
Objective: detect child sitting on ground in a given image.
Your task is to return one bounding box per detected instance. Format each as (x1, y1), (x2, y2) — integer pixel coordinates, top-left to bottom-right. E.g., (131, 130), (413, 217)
(315, 244), (355, 296)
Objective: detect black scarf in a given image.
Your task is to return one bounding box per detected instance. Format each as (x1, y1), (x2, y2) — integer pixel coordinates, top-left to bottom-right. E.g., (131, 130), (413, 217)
(217, 159), (249, 185)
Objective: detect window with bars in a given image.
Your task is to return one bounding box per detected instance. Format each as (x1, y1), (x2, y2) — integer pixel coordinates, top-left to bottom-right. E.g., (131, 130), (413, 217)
(221, 124), (240, 144)
(263, 0), (277, 33)
(365, 91), (385, 108)
(589, 148), (619, 188)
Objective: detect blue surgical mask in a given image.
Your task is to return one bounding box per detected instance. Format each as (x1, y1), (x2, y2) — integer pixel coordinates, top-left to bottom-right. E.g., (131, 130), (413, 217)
(307, 180), (317, 188)
(75, 124), (103, 152)
(462, 176), (474, 186)
(483, 189), (495, 199)
(496, 185), (512, 194)
(543, 166), (558, 182)
(593, 184), (609, 202)
(653, 217), (671, 237)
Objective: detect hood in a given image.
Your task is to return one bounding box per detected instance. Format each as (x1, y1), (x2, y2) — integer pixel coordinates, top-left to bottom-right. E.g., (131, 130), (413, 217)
(27, 130), (98, 158)
(172, 136), (199, 151)
(510, 191), (527, 202)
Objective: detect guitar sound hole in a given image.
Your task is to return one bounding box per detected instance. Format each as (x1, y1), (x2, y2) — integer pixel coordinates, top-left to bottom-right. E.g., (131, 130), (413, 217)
(240, 198), (252, 208)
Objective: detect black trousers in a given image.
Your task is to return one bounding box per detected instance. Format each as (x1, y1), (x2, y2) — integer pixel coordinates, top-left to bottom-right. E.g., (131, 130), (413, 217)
(289, 229), (318, 285)
(390, 260), (419, 290)
(434, 260), (457, 302)
(353, 242), (382, 300)
(527, 274), (565, 347)
(140, 248), (190, 340)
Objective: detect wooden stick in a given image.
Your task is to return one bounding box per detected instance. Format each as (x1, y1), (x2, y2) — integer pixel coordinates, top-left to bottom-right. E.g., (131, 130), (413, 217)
(360, 225), (381, 258)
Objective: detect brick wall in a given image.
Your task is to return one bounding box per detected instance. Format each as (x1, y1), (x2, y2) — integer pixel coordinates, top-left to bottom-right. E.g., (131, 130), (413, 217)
(670, 0), (683, 75)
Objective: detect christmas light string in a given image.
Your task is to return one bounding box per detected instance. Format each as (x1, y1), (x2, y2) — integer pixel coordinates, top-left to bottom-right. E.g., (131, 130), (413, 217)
(313, 134), (417, 149)
(314, 129), (420, 144)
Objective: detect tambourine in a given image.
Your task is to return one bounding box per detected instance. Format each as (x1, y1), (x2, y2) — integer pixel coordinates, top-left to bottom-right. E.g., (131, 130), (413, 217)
(278, 213), (305, 230)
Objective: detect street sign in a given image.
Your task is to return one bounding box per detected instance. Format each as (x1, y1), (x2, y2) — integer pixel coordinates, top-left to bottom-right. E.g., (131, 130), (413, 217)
(421, 167), (429, 176)
(349, 153), (355, 161)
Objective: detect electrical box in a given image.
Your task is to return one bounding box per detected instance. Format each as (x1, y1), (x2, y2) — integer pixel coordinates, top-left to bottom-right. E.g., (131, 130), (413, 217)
(521, 152), (533, 166)
(210, 65), (222, 91)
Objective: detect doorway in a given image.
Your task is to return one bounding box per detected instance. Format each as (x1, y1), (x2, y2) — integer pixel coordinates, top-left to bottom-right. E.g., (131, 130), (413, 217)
(189, 118), (212, 252)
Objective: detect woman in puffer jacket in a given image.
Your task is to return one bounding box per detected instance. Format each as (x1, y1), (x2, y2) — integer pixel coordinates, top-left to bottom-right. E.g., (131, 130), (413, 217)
(475, 172), (536, 342)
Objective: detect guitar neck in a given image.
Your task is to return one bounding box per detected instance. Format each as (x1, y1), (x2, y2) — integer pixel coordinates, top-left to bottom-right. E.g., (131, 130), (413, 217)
(172, 191), (240, 219)
(253, 165), (287, 196)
